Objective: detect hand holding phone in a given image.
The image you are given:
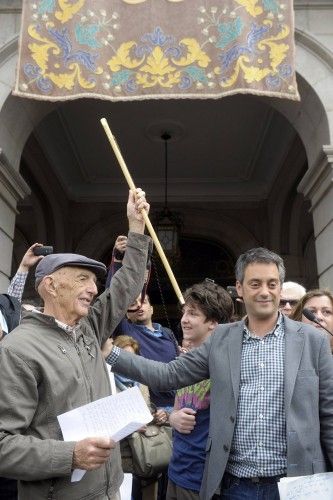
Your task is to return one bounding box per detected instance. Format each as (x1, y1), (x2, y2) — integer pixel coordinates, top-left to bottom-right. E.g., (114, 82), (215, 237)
(33, 246), (53, 256)
(227, 286), (239, 300)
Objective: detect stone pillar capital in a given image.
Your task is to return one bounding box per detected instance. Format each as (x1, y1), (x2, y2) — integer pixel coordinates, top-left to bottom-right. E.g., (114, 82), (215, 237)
(297, 145), (333, 210)
(0, 148), (30, 211)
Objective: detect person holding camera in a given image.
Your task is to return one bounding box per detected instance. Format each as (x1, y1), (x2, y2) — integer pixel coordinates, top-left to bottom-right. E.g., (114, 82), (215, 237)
(0, 188), (151, 500)
(0, 242), (45, 341)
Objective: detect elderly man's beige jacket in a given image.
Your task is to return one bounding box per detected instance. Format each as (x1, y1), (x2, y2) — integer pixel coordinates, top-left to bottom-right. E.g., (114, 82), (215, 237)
(0, 232), (151, 500)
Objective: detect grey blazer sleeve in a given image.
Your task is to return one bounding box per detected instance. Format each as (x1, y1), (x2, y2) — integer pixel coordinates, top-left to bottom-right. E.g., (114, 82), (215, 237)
(113, 334), (212, 390)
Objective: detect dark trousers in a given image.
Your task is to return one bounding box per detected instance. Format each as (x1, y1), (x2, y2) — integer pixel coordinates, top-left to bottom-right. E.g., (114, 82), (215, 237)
(131, 475), (158, 500)
(157, 472), (169, 500)
(166, 479), (200, 500)
(214, 473), (280, 500)
(0, 477), (18, 500)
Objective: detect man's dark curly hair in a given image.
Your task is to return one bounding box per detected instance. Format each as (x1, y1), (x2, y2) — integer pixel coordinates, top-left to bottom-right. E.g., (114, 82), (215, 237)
(183, 280), (234, 324)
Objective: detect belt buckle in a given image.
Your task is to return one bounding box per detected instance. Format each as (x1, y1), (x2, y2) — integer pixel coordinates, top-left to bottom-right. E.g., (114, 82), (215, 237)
(250, 477), (261, 484)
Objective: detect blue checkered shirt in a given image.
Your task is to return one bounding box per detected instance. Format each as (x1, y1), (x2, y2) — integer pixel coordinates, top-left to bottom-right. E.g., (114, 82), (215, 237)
(7, 271), (28, 302)
(107, 346), (121, 365)
(226, 314), (287, 478)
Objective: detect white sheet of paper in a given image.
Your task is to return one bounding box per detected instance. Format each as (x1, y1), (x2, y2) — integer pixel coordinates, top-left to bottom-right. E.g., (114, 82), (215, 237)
(57, 386), (152, 482)
(120, 473), (133, 500)
(107, 365), (117, 395)
(278, 472), (333, 499)
(71, 469), (86, 482)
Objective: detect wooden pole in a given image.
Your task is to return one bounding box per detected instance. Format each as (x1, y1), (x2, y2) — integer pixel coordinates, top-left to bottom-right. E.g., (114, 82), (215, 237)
(101, 117), (184, 305)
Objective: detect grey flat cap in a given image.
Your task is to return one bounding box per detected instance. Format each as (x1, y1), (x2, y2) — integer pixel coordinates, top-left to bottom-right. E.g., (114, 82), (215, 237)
(35, 253), (106, 288)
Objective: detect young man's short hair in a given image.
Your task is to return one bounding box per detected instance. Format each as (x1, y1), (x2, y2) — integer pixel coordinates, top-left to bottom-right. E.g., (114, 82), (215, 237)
(183, 280), (234, 324)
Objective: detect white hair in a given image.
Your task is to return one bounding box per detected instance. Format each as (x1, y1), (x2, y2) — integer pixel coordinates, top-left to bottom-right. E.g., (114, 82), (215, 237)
(282, 281), (306, 298)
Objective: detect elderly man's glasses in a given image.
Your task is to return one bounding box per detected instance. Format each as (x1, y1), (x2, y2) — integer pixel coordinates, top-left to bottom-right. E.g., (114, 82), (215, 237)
(279, 299), (298, 307)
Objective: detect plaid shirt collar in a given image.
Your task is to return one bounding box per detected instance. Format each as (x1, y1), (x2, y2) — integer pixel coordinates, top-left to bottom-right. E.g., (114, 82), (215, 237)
(55, 319), (82, 343)
(55, 319), (80, 335)
(243, 312), (283, 342)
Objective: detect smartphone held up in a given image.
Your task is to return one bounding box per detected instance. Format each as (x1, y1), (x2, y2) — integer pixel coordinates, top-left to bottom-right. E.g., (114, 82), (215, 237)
(33, 246), (53, 256)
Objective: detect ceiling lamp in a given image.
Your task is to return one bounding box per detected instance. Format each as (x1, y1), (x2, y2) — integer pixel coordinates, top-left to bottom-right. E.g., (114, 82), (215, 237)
(155, 132), (182, 258)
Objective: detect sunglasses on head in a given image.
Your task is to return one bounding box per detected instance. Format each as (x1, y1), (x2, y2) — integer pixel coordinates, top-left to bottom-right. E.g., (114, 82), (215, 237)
(279, 299), (298, 307)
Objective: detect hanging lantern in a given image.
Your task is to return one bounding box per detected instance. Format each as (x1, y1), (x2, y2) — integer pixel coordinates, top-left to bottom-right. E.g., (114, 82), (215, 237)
(155, 132), (182, 257)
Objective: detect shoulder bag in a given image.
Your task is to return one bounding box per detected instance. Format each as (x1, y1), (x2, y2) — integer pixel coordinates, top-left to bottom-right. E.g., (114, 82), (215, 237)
(127, 424), (172, 478)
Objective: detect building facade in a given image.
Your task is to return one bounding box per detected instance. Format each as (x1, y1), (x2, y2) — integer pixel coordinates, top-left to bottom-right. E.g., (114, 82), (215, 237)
(0, 0), (332, 302)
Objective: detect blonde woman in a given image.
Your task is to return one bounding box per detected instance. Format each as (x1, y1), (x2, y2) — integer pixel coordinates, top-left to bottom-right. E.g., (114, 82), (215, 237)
(291, 289), (333, 353)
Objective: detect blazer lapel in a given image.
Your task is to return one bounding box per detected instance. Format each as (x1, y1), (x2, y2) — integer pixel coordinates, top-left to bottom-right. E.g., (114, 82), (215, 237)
(284, 317), (305, 414)
(228, 323), (244, 403)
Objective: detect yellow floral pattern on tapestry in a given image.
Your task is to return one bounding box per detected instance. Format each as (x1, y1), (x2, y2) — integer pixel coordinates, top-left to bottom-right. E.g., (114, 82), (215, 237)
(14, 0), (299, 101)
(108, 39), (210, 88)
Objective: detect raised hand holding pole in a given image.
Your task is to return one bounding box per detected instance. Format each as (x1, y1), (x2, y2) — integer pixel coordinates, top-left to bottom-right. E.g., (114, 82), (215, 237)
(100, 117), (185, 305)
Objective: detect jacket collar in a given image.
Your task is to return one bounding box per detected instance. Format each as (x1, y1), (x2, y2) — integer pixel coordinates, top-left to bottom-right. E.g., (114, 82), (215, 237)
(228, 322), (243, 402)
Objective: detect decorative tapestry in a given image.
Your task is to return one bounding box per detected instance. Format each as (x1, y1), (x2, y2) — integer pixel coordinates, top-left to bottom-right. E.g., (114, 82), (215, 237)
(14, 0), (299, 101)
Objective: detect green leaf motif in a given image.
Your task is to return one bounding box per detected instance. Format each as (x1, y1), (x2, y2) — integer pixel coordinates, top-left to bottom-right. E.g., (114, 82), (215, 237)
(38, 0), (55, 15)
(263, 0), (279, 14)
(75, 24), (102, 49)
(185, 66), (207, 83)
(111, 70), (133, 86)
(216, 17), (244, 49)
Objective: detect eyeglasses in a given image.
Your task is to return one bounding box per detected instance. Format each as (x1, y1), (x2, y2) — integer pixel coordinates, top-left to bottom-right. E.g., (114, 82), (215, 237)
(279, 299), (298, 307)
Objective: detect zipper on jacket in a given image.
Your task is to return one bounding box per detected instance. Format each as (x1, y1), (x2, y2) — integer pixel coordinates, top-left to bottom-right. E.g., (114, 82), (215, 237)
(61, 330), (95, 401)
(75, 340), (95, 401)
(57, 345), (66, 354)
(85, 345), (95, 358)
(58, 329), (92, 401)
(82, 335), (95, 358)
(73, 338), (94, 400)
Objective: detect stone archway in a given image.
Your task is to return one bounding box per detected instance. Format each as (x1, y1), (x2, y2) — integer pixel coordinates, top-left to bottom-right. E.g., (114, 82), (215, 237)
(0, 31), (333, 288)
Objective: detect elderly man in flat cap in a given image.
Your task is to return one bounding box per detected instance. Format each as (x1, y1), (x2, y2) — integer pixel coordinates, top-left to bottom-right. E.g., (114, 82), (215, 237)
(0, 188), (150, 500)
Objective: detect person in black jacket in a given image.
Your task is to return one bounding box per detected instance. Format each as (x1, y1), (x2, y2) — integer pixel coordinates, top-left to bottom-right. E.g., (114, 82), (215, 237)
(0, 294), (20, 339)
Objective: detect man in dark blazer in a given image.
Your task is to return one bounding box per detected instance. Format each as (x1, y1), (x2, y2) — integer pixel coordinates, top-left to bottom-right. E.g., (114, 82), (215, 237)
(110, 247), (333, 500)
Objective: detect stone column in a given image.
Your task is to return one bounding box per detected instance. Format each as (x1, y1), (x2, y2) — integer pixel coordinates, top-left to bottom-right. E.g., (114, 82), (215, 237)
(0, 148), (30, 290)
(298, 146), (333, 289)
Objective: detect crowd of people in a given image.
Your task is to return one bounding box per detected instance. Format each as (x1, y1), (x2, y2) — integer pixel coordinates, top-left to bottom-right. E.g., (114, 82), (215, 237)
(0, 189), (332, 500)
